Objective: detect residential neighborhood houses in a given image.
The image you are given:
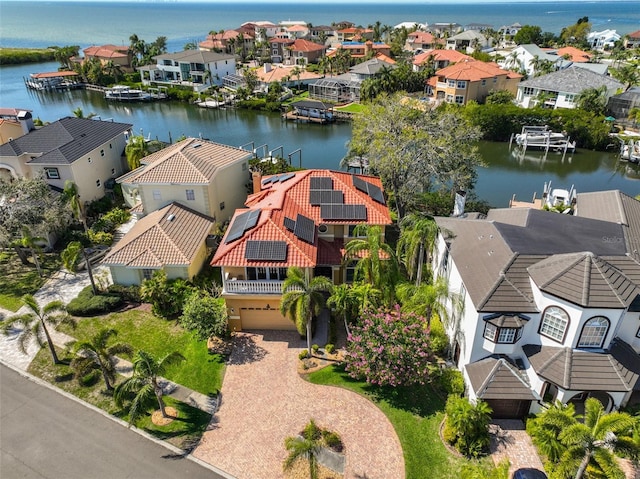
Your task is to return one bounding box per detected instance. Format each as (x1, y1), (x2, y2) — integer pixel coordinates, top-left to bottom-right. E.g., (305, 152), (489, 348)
(2, 10), (640, 479)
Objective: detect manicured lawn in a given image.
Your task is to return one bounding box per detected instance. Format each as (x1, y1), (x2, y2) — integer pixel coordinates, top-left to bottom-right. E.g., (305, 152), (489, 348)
(0, 251), (61, 311)
(309, 365), (496, 479)
(335, 103), (365, 114)
(58, 308), (225, 395)
(27, 346), (211, 450)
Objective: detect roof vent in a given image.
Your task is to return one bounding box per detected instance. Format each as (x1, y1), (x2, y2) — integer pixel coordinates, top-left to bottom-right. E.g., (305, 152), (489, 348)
(166, 213), (175, 222)
(318, 224), (328, 234)
(192, 143), (202, 148)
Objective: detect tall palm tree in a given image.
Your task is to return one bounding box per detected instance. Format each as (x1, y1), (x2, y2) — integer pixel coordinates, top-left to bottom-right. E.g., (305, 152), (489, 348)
(69, 328), (133, 391)
(61, 241), (98, 295)
(114, 350), (185, 423)
(344, 225), (398, 303)
(2, 295), (75, 364)
(62, 180), (87, 232)
(396, 276), (454, 327)
(283, 419), (324, 479)
(280, 267), (332, 354)
(326, 283), (358, 336)
(72, 107), (96, 119)
(396, 213), (439, 286)
(18, 226), (45, 277)
(125, 134), (149, 170)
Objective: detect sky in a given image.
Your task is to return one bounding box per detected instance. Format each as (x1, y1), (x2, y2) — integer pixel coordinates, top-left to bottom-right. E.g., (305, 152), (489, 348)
(0, 0), (630, 3)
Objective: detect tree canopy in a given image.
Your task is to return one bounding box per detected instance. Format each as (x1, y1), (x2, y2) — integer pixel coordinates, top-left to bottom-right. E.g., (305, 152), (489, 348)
(347, 93), (483, 219)
(513, 25), (543, 45)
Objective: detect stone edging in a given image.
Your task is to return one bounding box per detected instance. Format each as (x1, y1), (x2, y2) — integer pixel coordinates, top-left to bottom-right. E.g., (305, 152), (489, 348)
(439, 416), (464, 458)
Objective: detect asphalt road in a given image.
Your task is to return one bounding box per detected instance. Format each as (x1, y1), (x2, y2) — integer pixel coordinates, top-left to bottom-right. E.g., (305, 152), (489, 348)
(0, 364), (228, 479)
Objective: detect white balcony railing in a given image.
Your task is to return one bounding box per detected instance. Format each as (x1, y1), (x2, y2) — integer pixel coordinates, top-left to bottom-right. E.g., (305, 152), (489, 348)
(224, 280), (285, 295)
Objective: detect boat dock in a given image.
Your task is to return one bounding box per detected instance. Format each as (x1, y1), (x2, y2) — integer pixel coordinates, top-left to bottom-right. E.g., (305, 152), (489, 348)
(510, 125), (576, 155)
(24, 71), (81, 91)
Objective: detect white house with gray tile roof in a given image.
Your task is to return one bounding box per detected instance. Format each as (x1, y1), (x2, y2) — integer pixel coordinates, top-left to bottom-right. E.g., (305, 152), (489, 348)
(117, 137), (253, 222)
(0, 117), (132, 201)
(138, 50), (236, 92)
(433, 192), (640, 418)
(516, 66), (624, 109)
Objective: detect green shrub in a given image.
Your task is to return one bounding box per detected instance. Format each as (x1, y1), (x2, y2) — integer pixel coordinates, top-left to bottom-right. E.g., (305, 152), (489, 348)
(444, 396), (492, 458)
(102, 207), (131, 226)
(237, 99), (267, 110)
(180, 291), (228, 340)
(322, 431), (343, 452)
(67, 285), (123, 316)
(433, 367), (465, 396)
(312, 344), (320, 353)
(298, 350), (309, 360)
(429, 314), (448, 356)
(106, 284), (141, 303)
(87, 230), (113, 246)
(140, 271), (195, 318)
(325, 343), (335, 354)
(86, 196), (114, 218)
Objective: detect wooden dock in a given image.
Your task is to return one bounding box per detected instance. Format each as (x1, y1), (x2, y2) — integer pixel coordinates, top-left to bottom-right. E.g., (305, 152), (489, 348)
(282, 111), (332, 124)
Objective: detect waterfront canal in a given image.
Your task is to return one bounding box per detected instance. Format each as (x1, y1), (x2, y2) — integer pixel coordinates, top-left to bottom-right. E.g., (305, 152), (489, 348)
(3, 61), (638, 207)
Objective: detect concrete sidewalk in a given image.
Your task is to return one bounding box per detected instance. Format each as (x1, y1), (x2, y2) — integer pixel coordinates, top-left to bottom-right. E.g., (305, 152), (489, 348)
(0, 265), (217, 415)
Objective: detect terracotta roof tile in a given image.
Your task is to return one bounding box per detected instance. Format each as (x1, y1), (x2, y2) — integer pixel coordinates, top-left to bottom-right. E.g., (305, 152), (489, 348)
(435, 59), (521, 82)
(414, 49), (471, 66)
(211, 169), (392, 268)
(118, 138), (252, 185)
(103, 202), (215, 268)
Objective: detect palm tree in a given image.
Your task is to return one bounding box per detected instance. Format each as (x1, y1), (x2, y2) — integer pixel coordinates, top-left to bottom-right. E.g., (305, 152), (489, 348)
(629, 107), (640, 127)
(283, 419), (324, 479)
(61, 241), (98, 295)
(530, 399), (639, 479)
(125, 134), (149, 170)
(72, 107), (96, 119)
(2, 295), (75, 364)
(280, 267), (332, 354)
(326, 283), (358, 336)
(396, 276), (454, 327)
(62, 180), (87, 232)
(114, 350), (185, 424)
(343, 225), (398, 302)
(69, 328), (133, 391)
(396, 213), (439, 286)
(18, 226), (45, 277)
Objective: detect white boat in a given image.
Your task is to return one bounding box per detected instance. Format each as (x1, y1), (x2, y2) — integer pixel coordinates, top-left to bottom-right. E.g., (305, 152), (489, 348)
(105, 85), (151, 101)
(543, 181), (575, 211)
(620, 140), (640, 163)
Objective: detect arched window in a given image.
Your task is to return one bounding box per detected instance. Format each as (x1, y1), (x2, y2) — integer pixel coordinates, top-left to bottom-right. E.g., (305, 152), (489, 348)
(578, 316), (609, 348)
(539, 306), (569, 343)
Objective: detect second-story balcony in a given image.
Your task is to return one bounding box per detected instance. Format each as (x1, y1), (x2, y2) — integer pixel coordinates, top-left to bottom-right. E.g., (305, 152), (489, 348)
(224, 279), (285, 295)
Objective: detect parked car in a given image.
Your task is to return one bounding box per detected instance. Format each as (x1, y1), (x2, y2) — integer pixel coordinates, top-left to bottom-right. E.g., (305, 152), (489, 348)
(513, 469), (548, 479)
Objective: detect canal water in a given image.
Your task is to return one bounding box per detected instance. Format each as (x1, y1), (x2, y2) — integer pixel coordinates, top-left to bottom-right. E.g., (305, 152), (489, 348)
(2, 61), (638, 207)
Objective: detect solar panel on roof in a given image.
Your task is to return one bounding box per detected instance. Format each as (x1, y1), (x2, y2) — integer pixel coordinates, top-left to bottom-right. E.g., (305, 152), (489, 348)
(224, 209), (261, 244)
(352, 175), (368, 193)
(279, 172), (295, 183)
(367, 184), (385, 204)
(294, 214), (315, 244)
(262, 177), (274, 185)
(245, 240), (288, 261)
(321, 204), (367, 220)
(284, 216), (296, 231)
(310, 177), (333, 189)
(309, 190), (344, 206)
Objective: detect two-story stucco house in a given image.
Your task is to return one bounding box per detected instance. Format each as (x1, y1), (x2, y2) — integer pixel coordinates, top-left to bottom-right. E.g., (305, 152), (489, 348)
(0, 117), (132, 201)
(138, 50), (236, 93)
(433, 191), (640, 418)
(118, 137), (253, 222)
(427, 59), (522, 105)
(211, 169), (392, 331)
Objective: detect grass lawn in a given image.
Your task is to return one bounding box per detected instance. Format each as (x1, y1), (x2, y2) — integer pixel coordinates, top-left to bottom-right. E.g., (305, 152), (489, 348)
(27, 346), (211, 450)
(58, 308), (225, 396)
(335, 103), (365, 114)
(309, 365), (497, 479)
(0, 250), (61, 311)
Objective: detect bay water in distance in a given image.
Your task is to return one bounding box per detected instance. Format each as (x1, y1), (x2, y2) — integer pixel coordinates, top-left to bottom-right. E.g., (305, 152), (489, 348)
(1, 1), (639, 206)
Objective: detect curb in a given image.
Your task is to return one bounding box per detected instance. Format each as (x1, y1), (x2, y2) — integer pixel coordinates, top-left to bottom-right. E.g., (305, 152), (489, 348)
(0, 358), (236, 479)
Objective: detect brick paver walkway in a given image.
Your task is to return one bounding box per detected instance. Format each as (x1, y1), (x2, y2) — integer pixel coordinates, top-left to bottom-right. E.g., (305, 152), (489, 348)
(193, 331), (404, 479)
(490, 419), (544, 475)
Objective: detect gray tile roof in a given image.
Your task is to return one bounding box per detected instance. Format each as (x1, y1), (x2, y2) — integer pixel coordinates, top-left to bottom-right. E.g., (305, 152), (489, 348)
(527, 252), (640, 308)
(0, 117), (132, 165)
(518, 66), (623, 95)
(153, 50), (234, 63)
(523, 343), (639, 391)
(480, 255), (542, 312)
(466, 356), (536, 400)
(349, 57), (396, 75)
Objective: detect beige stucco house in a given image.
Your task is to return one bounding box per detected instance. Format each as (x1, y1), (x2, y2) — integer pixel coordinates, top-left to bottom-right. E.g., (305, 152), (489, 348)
(0, 117), (132, 201)
(118, 137), (253, 222)
(103, 202), (215, 285)
(211, 169), (392, 331)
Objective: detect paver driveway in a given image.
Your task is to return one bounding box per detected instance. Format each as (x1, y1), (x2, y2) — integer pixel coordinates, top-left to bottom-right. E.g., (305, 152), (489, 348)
(193, 331), (404, 479)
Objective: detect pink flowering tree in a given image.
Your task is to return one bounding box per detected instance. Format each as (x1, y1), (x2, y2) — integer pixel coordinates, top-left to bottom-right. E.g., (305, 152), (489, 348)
(345, 305), (433, 387)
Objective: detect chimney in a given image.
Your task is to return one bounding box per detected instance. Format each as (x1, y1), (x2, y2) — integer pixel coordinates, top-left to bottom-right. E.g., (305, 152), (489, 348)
(17, 111), (34, 134)
(252, 170), (262, 194)
(453, 190), (466, 217)
(264, 62), (272, 73)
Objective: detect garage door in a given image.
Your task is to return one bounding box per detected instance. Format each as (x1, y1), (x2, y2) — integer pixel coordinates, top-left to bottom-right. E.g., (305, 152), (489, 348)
(485, 399), (531, 419)
(240, 308), (297, 331)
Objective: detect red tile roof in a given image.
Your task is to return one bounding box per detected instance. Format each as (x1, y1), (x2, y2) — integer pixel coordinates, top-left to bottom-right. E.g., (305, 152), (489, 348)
(211, 169), (392, 268)
(413, 49), (472, 66)
(288, 39), (326, 53)
(83, 44), (130, 59)
(554, 46), (592, 63)
(627, 30), (640, 39)
(436, 59), (522, 81)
